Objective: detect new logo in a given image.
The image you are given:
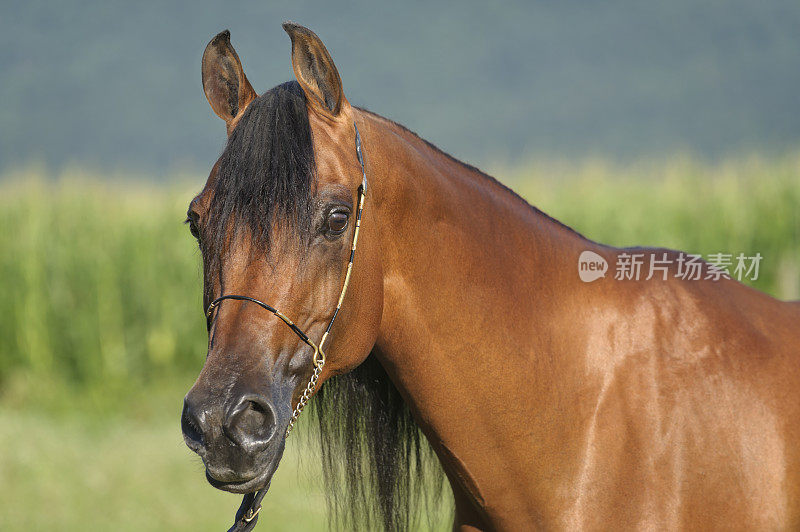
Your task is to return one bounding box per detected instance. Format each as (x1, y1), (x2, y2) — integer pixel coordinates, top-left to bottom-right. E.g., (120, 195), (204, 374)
(578, 250), (608, 282)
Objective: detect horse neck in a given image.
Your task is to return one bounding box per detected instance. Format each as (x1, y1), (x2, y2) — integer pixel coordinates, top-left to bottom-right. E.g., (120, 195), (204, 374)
(358, 109), (596, 519)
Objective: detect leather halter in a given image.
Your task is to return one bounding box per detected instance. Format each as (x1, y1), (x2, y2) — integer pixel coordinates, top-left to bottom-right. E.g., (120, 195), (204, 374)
(205, 122), (368, 532)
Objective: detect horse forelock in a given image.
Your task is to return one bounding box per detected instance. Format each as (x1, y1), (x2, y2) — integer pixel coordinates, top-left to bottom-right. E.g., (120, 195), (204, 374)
(203, 80), (315, 274)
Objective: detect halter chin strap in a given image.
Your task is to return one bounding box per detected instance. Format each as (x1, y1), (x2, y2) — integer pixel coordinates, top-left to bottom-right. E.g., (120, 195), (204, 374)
(210, 122), (367, 532)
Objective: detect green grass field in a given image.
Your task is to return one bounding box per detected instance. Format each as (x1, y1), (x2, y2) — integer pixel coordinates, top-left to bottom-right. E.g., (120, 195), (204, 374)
(0, 154), (798, 530)
(0, 386), (328, 531)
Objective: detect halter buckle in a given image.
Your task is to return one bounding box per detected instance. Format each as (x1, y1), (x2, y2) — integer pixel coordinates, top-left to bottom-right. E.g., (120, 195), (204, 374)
(243, 505), (261, 523)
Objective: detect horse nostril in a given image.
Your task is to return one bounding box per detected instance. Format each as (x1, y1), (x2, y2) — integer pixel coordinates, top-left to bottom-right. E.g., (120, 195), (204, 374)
(181, 398), (206, 453)
(223, 395), (277, 448)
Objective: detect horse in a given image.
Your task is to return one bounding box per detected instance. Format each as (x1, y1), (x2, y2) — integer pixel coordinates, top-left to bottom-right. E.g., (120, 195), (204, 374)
(181, 23), (800, 531)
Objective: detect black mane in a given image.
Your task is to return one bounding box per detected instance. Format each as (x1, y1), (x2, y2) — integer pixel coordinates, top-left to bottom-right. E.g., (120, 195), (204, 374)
(312, 353), (445, 531)
(204, 80), (444, 530)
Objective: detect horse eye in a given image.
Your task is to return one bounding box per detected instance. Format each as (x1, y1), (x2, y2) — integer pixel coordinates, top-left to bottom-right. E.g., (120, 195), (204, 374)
(327, 211), (349, 235)
(187, 219), (200, 240)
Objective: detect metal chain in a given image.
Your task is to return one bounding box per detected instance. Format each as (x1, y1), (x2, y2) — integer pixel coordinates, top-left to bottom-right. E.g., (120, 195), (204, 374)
(285, 355), (324, 437)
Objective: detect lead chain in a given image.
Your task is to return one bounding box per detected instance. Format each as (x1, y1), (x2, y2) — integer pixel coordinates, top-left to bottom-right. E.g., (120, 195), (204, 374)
(285, 357), (324, 437)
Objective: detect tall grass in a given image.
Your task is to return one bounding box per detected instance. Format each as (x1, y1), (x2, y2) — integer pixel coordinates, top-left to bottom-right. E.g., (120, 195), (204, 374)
(0, 154), (798, 391)
(505, 152), (800, 297)
(0, 169), (207, 391)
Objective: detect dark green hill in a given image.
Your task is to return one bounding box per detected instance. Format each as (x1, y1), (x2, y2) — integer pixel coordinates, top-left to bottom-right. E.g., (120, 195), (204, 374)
(1, 0), (799, 172)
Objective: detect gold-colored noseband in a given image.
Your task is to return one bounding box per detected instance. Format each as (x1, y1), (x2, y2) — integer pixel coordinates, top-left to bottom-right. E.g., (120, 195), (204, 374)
(205, 122), (368, 439)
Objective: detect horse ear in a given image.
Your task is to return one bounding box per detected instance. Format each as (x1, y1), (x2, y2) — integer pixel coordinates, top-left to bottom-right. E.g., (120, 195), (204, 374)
(201, 30), (257, 125)
(282, 22), (346, 117)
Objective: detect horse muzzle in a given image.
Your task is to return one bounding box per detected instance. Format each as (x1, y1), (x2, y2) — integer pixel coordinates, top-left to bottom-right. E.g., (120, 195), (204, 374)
(182, 385), (290, 493)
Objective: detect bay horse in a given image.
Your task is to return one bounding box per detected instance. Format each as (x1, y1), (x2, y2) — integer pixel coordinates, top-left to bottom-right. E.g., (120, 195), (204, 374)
(181, 23), (800, 531)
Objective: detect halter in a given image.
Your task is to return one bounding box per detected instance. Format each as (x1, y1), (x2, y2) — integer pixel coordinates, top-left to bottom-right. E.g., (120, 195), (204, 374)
(208, 122), (368, 532)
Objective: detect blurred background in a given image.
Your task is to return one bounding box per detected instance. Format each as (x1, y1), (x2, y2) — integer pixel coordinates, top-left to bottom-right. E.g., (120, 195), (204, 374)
(0, 1), (798, 530)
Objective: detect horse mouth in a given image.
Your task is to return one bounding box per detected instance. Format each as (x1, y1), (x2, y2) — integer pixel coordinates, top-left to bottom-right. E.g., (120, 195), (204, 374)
(206, 461), (277, 494)
(204, 440), (284, 495)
